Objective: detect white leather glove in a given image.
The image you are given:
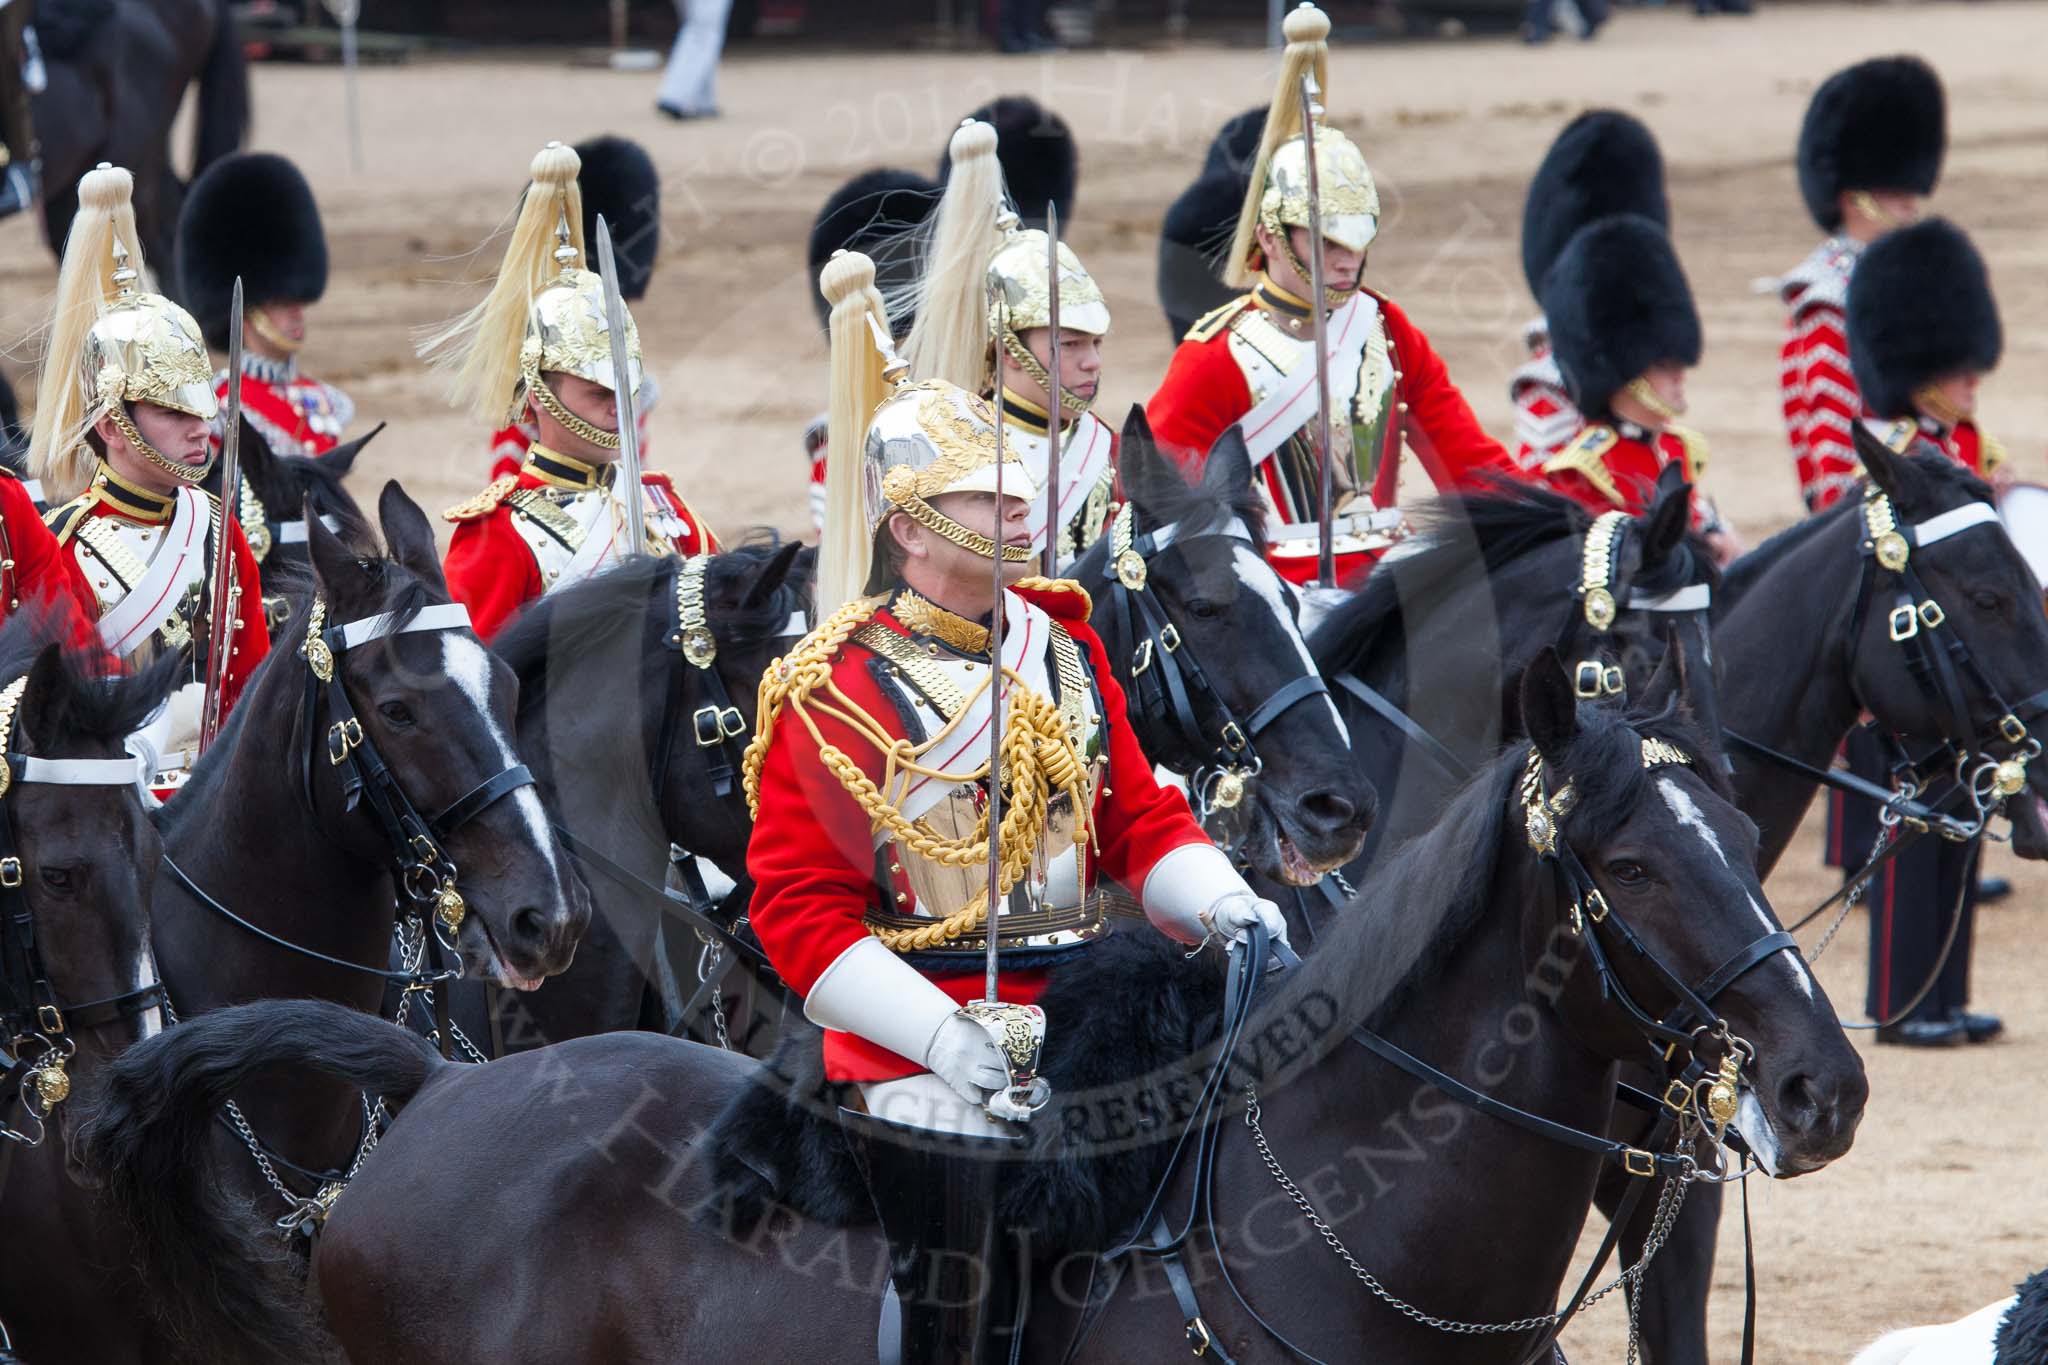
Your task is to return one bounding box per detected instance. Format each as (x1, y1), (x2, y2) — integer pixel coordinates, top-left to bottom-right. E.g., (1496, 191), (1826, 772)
(802, 937), (1009, 1107)
(923, 1013), (1012, 1105)
(1141, 842), (1291, 950)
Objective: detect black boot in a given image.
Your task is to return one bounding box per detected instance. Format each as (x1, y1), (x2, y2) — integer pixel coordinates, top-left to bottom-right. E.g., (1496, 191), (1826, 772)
(840, 1107), (1028, 1365)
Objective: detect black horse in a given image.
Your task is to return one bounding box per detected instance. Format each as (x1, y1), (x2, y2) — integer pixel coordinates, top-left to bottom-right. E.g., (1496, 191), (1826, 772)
(34, 0), (248, 295)
(1072, 408), (1376, 888)
(1307, 464), (1710, 877)
(42, 482), (589, 1364)
(77, 650), (1865, 1364)
(208, 410), (379, 628)
(437, 542), (812, 1058)
(1601, 423), (2048, 1364)
(0, 620), (177, 1363)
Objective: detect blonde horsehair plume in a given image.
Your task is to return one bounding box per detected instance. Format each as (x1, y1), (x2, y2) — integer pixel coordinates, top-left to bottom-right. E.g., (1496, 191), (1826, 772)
(419, 140), (586, 424)
(818, 250), (893, 614)
(900, 119), (1007, 391)
(30, 163), (151, 501)
(1225, 3), (1331, 289)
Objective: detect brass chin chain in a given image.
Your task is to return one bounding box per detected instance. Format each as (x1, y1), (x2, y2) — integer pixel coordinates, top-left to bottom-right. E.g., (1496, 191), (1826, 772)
(889, 488), (1035, 565)
(1911, 383), (1968, 430)
(1623, 377), (1681, 425)
(522, 360), (621, 450)
(247, 309), (304, 355)
(998, 330), (1093, 417)
(108, 404), (215, 484)
(1269, 218), (1361, 312)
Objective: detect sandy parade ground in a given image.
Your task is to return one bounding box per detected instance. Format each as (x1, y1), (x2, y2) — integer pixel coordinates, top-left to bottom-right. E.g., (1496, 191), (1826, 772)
(4, 2), (2048, 1358)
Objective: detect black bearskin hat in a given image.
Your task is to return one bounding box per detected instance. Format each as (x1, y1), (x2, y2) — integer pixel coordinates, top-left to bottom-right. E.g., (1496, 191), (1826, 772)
(1797, 56), (1946, 231)
(575, 135), (661, 301)
(805, 168), (939, 332)
(1156, 109), (1269, 339)
(1521, 110), (1668, 299)
(1847, 216), (2000, 420)
(1541, 215), (1701, 421)
(176, 152), (328, 350)
(940, 95), (1076, 228)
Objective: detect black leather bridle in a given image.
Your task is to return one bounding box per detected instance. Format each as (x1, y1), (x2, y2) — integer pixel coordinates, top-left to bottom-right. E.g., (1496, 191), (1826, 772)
(1099, 512), (1332, 828)
(0, 677), (167, 1149)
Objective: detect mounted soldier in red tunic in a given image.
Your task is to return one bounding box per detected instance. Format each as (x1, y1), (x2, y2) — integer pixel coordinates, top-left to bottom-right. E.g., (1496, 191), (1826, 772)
(1778, 56), (1946, 514)
(428, 142), (715, 642)
(1143, 3), (1517, 586)
(1510, 109), (1670, 475)
(748, 249), (1287, 1363)
(29, 163), (270, 789)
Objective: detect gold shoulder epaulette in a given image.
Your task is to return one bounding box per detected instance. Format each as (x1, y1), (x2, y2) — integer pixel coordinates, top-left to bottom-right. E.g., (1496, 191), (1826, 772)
(442, 473), (519, 524)
(1012, 575), (1095, 620)
(44, 494), (92, 546)
(1185, 294), (1253, 344)
(1978, 427), (2007, 477)
(1543, 426), (1625, 508)
(1665, 424), (1710, 484)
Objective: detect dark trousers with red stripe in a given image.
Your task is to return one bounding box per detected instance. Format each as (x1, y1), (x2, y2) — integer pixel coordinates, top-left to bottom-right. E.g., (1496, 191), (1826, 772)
(1828, 727), (1980, 1024)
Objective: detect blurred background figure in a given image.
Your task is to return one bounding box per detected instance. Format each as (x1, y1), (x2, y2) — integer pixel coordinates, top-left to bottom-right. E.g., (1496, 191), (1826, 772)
(657, 0), (729, 120)
(997, 0), (1056, 52)
(0, 0), (42, 219)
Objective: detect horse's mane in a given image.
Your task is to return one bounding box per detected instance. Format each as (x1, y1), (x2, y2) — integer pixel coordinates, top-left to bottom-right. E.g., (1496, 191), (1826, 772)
(1310, 479), (1589, 675)
(1293, 694), (1725, 1034)
(0, 611), (178, 743)
(494, 538), (808, 726)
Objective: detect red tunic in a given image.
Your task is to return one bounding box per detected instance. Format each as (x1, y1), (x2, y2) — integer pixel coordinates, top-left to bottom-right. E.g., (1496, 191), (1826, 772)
(1146, 289), (1519, 583)
(1779, 239), (1864, 514)
(441, 463), (716, 642)
(49, 486), (270, 716)
(210, 366), (352, 459)
(0, 474), (98, 642)
(1541, 421), (1711, 529)
(746, 584), (1213, 1083)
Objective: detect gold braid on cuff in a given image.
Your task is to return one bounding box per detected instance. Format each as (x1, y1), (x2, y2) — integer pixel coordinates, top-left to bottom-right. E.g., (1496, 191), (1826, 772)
(893, 489), (1035, 563)
(108, 403), (216, 484)
(998, 329), (1093, 417)
(522, 358), (621, 450)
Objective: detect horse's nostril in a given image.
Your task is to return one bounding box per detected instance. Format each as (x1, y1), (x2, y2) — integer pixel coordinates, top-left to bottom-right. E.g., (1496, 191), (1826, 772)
(1776, 1071), (1827, 1133)
(512, 906), (551, 949)
(1300, 791), (1357, 832)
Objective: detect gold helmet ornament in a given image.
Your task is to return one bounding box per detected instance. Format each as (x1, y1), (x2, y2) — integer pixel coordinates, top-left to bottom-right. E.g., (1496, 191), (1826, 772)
(903, 119), (1112, 417)
(420, 141), (642, 449)
(29, 164), (219, 502)
(817, 250), (1038, 613)
(1225, 3), (1381, 304)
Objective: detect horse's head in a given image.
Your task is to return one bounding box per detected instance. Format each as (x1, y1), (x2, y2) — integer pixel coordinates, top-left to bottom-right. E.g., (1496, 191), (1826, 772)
(1517, 646), (1865, 1176)
(301, 482), (588, 987)
(655, 541), (811, 872)
(0, 623), (176, 1162)
(1846, 424), (2048, 856)
(1081, 408), (1374, 884)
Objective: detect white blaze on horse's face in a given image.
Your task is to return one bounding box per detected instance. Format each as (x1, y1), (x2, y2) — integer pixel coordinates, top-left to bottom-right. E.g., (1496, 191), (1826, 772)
(1229, 542), (1350, 745)
(1657, 776), (1817, 1001)
(440, 633), (564, 886)
(133, 942), (162, 1041)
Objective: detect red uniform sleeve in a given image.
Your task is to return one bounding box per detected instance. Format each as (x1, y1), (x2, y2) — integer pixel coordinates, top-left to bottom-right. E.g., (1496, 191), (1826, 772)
(1144, 331), (1252, 475)
(746, 645), (900, 997)
(1, 478), (98, 647)
(1065, 616), (1218, 890)
(1378, 296), (1520, 493)
(441, 511), (541, 644)
(1788, 301), (1862, 513)
(220, 518), (272, 718)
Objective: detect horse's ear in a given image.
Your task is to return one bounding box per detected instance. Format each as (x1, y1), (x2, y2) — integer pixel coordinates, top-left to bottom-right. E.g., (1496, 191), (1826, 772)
(741, 540), (804, 610)
(237, 412), (276, 480)
(1203, 424), (1253, 501)
(1852, 421), (1912, 507)
(321, 421), (383, 479)
(1519, 645), (1580, 764)
(1642, 468), (1690, 563)
(377, 481), (448, 595)
(14, 643), (68, 753)
(1116, 404), (1173, 530)
(305, 494), (367, 608)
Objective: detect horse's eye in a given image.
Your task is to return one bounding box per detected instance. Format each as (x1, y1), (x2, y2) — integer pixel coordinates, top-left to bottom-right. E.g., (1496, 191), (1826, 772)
(39, 865), (74, 893)
(1184, 597), (1223, 622)
(1605, 860), (1650, 887)
(1970, 589), (2003, 614)
(378, 700), (417, 728)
